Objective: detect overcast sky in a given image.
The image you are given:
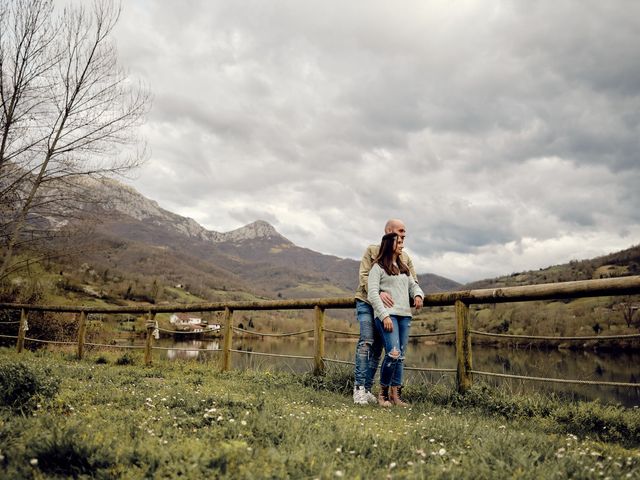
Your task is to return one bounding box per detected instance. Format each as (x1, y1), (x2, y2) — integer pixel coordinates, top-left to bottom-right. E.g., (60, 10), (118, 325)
(112, 0), (640, 283)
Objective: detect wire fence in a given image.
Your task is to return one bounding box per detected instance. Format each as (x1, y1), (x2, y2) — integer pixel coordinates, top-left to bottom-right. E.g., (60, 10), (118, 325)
(470, 330), (640, 341)
(233, 326), (314, 337)
(1, 275), (640, 395)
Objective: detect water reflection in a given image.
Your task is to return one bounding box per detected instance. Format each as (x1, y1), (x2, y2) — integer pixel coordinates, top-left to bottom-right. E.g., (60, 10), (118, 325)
(158, 339), (220, 360)
(157, 336), (640, 406)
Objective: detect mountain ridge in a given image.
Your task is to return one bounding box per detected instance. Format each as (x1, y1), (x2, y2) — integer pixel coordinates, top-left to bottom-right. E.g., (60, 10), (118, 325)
(73, 178), (460, 300)
(90, 178), (290, 245)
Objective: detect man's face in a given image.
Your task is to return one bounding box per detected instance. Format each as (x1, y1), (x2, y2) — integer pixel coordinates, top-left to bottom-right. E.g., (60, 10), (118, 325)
(390, 223), (406, 248)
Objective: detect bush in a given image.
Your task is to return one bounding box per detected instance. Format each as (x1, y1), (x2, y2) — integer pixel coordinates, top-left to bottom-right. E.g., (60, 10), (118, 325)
(552, 401), (640, 445)
(31, 423), (115, 477)
(22, 312), (79, 344)
(299, 365), (353, 395)
(115, 353), (135, 365)
(0, 361), (59, 413)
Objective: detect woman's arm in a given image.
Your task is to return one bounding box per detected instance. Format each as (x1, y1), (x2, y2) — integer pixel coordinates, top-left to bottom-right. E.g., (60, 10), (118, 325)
(408, 274), (424, 310)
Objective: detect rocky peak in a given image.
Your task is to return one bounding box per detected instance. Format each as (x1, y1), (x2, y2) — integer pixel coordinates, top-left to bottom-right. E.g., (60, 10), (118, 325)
(82, 177), (289, 245)
(219, 220), (287, 243)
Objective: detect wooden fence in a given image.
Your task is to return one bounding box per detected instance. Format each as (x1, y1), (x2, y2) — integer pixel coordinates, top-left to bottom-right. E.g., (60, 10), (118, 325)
(1, 275), (640, 393)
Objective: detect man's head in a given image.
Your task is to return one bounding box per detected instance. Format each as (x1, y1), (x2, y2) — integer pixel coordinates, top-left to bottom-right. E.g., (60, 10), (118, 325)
(384, 219), (406, 246)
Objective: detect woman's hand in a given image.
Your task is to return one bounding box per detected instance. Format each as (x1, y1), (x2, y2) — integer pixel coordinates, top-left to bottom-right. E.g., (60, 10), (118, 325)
(382, 316), (393, 332)
(414, 296), (423, 311)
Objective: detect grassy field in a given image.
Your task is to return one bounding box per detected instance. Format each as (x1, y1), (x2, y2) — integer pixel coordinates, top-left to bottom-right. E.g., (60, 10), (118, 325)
(1, 348), (639, 479)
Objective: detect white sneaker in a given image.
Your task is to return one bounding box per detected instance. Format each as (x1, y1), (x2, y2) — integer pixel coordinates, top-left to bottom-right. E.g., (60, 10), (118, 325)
(364, 390), (377, 404)
(353, 386), (368, 405)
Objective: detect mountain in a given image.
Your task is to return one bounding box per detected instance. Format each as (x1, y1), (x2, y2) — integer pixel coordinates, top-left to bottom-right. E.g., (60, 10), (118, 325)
(90, 178), (288, 244)
(417, 273), (462, 293)
(70, 178), (459, 301)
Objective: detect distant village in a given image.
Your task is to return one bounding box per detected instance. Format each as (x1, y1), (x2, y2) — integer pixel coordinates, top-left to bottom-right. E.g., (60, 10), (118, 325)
(169, 313), (221, 333)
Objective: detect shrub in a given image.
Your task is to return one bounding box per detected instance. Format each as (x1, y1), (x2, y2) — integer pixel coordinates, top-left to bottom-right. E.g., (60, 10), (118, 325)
(21, 312), (79, 344)
(552, 401), (640, 445)
(0, 361), (59, 413)
(299, 365), (353, 395)
(115, 353), (135, 365)
(31, 423), (115, 477)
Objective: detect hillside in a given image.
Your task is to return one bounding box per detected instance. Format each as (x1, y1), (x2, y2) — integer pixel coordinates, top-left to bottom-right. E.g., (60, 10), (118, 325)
(409, 244), (640, 345)
(463, 244), (640, 290)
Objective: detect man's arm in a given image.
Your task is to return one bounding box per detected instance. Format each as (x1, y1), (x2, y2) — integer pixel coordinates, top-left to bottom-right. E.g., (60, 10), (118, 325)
(358, 247), (375, 293)
(406, 254), (418, 282)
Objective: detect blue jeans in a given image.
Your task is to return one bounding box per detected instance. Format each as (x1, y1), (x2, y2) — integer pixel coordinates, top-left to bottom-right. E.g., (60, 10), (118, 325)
(375, 315), (411, 387)
(353, 300), (382, 391)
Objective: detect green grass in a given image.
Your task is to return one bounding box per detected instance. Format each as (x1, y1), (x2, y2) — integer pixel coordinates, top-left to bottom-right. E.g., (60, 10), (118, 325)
(1, 348), (639, 479)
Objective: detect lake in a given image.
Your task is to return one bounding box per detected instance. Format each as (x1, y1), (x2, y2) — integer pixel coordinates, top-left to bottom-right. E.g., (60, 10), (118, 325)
(155, 336), (640, 407)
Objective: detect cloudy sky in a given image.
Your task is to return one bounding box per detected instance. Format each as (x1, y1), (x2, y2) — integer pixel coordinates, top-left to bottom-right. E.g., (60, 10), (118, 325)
(111, 0), (640, 283)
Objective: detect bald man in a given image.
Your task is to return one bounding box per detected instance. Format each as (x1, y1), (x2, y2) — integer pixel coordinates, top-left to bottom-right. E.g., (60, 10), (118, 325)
(352, 219), (423, 405)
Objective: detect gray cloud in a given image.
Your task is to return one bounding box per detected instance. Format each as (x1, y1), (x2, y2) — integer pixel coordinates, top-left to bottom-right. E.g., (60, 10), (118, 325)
(113, 0), (640, 282)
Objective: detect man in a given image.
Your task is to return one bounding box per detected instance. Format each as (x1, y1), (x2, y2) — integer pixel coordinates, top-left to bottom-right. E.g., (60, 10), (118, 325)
(353, 219), (423, 405)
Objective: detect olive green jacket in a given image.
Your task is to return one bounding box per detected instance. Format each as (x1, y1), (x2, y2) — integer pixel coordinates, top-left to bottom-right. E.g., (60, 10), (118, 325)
(354, 244), (418, 303)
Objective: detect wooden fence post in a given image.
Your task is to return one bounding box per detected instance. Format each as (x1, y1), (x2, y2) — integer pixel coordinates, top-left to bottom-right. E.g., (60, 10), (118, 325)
(16, 308), (27, 353)
(222, 307), (233, 371)
(144, 312), (156, 365)
(455, 300), (473, 393)
(313, 305), (325, 375)
(77, 311), (87, 359)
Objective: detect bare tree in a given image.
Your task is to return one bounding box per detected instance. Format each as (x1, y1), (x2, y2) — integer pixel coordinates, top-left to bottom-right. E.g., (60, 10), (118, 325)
(0, 0), (149, 280)
(619, 296), (639, 328)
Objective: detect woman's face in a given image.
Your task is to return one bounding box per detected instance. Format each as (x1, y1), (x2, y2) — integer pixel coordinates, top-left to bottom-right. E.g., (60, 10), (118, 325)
(393, 237), (403, 255)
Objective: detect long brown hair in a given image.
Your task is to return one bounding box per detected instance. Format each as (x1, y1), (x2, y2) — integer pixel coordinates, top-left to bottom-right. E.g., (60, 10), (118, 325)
(375, 232), (410, 276)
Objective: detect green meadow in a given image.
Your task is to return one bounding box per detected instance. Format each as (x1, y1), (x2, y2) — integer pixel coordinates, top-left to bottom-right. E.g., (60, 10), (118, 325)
(0, 347), (639, 479)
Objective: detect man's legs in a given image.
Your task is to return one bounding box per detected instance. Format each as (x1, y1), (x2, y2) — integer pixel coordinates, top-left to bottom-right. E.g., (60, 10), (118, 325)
(365, 322), (382, 392)
(353, 300), (379, 404)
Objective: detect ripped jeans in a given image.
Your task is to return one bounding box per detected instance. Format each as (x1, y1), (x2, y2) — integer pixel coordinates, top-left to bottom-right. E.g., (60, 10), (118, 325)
(353, 300), (382, 391)
(375, 315), (411, 387)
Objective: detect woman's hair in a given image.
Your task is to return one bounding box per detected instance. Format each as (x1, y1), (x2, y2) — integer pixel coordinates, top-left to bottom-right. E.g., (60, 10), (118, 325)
(375, 232), (410, 276)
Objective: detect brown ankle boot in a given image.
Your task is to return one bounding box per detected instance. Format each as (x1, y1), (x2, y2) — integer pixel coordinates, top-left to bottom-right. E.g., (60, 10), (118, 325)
(378, 386), (392, 407)
(389, 386), (409, 407)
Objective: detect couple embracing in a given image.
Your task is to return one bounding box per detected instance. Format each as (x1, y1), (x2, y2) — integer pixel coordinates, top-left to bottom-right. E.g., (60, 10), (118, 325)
(353, 219), (424, 407)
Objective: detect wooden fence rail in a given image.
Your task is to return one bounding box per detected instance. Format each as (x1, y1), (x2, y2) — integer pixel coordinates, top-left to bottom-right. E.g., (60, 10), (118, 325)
(1, 275), (640, 393)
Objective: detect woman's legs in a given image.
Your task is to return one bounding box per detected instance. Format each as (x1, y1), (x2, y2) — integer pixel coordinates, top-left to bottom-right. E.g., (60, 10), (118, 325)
(375, 315), (411, 387)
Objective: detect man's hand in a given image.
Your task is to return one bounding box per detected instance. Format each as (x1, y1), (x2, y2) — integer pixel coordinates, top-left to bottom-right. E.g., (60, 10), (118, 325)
(382, 316), (393, 332)
(414, 296), (423, 310)
(380, 291), (394, 308)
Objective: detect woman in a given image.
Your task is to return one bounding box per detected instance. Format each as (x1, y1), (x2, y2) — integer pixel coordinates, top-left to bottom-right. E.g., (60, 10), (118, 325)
(367, 232), (423, 407)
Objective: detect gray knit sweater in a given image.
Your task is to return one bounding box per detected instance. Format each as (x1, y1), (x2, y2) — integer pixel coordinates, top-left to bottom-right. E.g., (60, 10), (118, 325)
(367, 263), (424, 321)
